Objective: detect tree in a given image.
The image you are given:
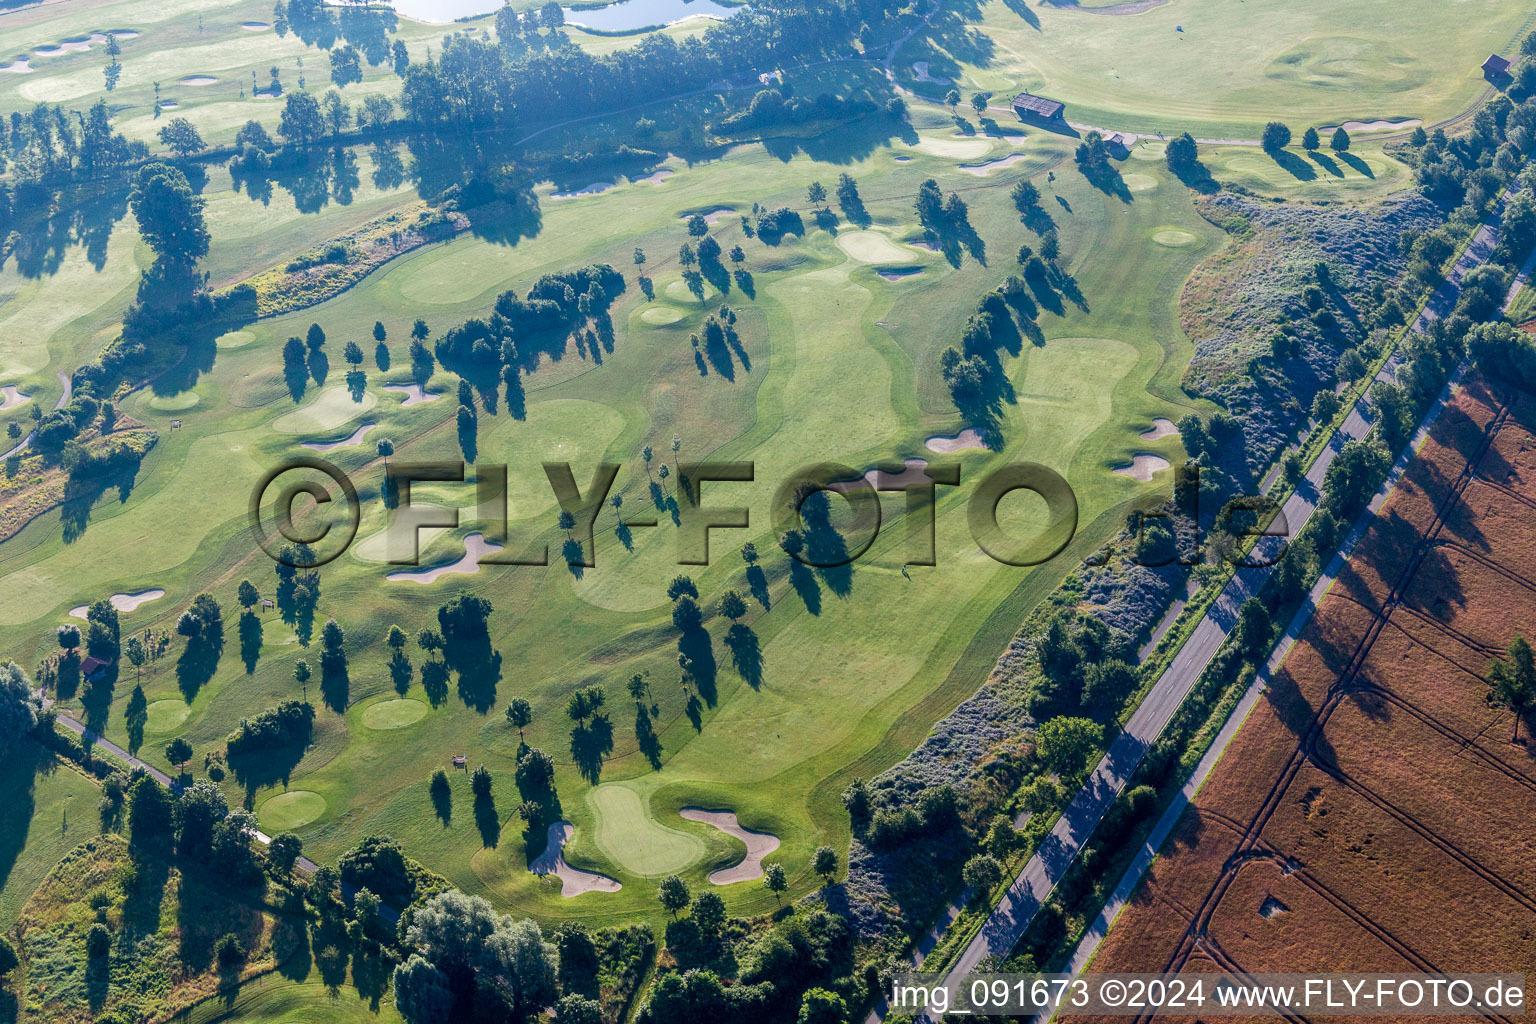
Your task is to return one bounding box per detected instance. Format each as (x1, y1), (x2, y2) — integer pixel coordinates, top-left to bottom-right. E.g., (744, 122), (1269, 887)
(944, 88), (960, 111)
(970, 92), (989, 116)
(763, 862), (788, 903)
(1036, 716), (1101, 780)
(418, 629), (444, 660)
(658, 875), (690, 917)
(515, 747), (555, 791)
(812, 845), (838, 884)
(1311, 387), (1341, 424)
(278, 91), (326, 147)
(1010, 179), (1040, 213)
(691, 890), (726, 934)
(268, 832), (302, 874)
(394, 954), (454, 1024)
(626, 674), (649, 705)
(125, 635), (147, 679)
(165, 736), (193, 770)
(633, 247), (646, 274)
(0, 662), (38, 756)
(1165, 131), (1198, 171)
(719, 590), (747, 621)
(471, 765), (493, 798)
(506, 697), (532, 738)
(1488, 635), (1536, 741)
(321, 91), (352, 137)
(806, 181), (827, 207)
(556, 994), (603, 1024)
(158, 117), (206, 157)
(293, 659), (311, 698)
(344, 341), (363, 365)
(687, 213), (708, 238)
(1302, 126), (1320, 151)
(1261, 121), (1292, 152)
(57, 623), (81, 653)
(1330, 126), (1351, 152)
(130, 162), (209, 264)
(798, 988), (848, 1024)
(540, 0), (564, 29)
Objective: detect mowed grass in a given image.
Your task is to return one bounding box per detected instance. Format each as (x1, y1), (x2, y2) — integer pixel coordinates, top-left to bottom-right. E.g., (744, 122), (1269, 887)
(908, 0), (1530, 138)
(0, 749), (102, 928)
(1, 116), (1216, 934)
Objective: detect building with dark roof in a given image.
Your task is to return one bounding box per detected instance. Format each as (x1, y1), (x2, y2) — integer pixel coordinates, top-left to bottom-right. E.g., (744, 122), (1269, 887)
(1012, 91), (1065, 122)
(81, 656), (111, 682)
(1484, 53), (1511, 78)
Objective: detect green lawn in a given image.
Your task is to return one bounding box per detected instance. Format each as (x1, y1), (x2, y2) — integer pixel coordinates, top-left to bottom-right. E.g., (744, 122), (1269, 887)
(0, 747), (101, 929)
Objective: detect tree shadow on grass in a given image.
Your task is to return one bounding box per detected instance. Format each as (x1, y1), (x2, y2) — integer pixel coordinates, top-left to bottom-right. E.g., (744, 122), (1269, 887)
(239, 611), (262, 674)
(746, 565), (771, 609)
(788, 561), (822, 615)
(0, 745), (41, 900)
(1339, 152), (1373, 177)
(228, 741), (309, 810)
(445, 635), (501, 713)
(421, 660), (449, 708)
(569, 714), (614, 784)
(635, 707), (663, 769)
(1307, 150), (1344, 177)
(1270, 148), (1317, 181)
(678, 628), (718, 706)
(474, 792), (500, 848)
(320, 662), (349, 713)
(432, 782), (452, 826)
(176, 636), (223, 703)
(724, 623), (762, 689)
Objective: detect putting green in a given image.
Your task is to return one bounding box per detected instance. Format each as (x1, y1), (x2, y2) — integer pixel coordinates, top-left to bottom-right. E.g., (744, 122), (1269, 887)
(588, 783), (705, 876)
(361, 698), (428, 730)
(143, 699), (189, 733)
(1152, 228), (1198, 247)
(215, 330), (255, 349)
(1131, 142), (1166, 161)
(1122, 173), (1158, 192)
(148, 391), (200, 411)
(640, 305), (686, 325)
(258, 790), (326, 831)
(836, 230), (914, 264)
(272, 386), (377, 433)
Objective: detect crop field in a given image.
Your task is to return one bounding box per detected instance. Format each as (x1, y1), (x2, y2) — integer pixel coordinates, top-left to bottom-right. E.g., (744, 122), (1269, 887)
(1067, 377), (1536, 1012)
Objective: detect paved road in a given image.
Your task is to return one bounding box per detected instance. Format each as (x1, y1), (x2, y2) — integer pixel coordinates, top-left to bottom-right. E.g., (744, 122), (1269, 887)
(883, 190), (1515, 1024)
(1, 371), (73, 460)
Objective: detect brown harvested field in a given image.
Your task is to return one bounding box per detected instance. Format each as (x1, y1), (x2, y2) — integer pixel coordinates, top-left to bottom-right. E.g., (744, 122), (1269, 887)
(1069, 377), (1536, 1023)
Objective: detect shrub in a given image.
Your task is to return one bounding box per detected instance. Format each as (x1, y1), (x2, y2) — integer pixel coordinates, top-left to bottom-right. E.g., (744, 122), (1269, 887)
(215, 933), (246, 966)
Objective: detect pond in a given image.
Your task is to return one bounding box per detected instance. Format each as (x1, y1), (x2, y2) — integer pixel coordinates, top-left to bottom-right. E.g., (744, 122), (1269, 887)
(390, 0), (740, 30)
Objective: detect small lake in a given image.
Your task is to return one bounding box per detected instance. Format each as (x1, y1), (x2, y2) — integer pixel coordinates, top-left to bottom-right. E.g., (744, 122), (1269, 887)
(390, 0), (740, 29)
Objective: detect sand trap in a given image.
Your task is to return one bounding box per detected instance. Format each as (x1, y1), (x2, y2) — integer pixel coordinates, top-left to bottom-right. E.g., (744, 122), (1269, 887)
(832, 458), (931, 494)
(911, 61), (952, 84)
(302, 422), (376, 452)
(876, 267), (924, 282)
(1327, 118), (1420, 132)
(551, 182), (614, 199)
(530, 822), (622, 897)
(240, 21), (270, 30)
(273, 385), (376, 433)
(893, 155), (911, 162)
(959, 153), (1030, 176)
(362, 697), (427, 729)
(1139, 417), (1178, 440)
(180, 75), (217, 86)
(383, 383), (439, 406)
(387, 532), (503, 583)
(259, 790), (326, 831)
(158, 100), (179, 110)
(143, 699), (188, 733)
(681, 808), (781, 885)
(632, 168), (673, 185)
(1152, 228), (1197, 247)
(907, 239), (940, 252)
(926, 429), (985, 453)
(0, 385), (29, 411)
(1112, 454), (1171, 481)
(691, 206), (734, 225)
(1122, 172), (1158, 192)
(0, 58), (33, 73)
(641, 306), (686, 325)
(69, 589), (166, 619)
(837, 230), (914, 264)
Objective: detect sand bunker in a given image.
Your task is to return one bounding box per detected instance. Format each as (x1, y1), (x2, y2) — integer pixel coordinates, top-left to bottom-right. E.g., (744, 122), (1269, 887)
(69, 589), (166, 619)
(530, 822), (622, 896)
(912, 136), (991, 160)
(383, 383), (439, 406)
(1139, 417), (1178, 441)
(831, 458), (932, 494)
(926, 428), (985, 453)
(681, 808), (781, 885)
(0, 58), (33, 73)
(0, 385), (29, 411)
(632, 168), (673, 184)
(241, 21), (270, 30)
(302, 422), (376, 452)
(1328, 118), (1420, 132)
(959, 153), (1030, 176)
(158, 100), (179, 109)
(876, 267), (924, 282)
(551, 181), (614, 198)
(1113, 454), (1171, 481)
(911, 61), (952, 84)
(892, 155), (911, 162)
(387, 532), (503, 583)
(180, 75), (217, 86)
(837, 230), (914, 264)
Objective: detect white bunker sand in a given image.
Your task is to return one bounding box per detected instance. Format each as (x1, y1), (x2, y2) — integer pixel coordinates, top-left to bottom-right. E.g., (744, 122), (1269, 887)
(383, 383), (439, 406)
(241, 21), (270, 30)
(1113, 455), (1171, 482)
(1327, 118), (1421, 132)
(632, 168), (672, 184)
(1139, 417), (1178, 440)
(927, 428), (985, 453)
(551, 182), (613, 198)
(681, 808), (781, 884)
(273, 385), (376, 432)
(831, 458), (930, 494)
(530, 822), (621, 896)
(69, 589), (165, 619)
(836, 230), (913, 264)
(959, 153), (1030, 176)
(180, 75), (217, 86)
(387, 532), (502, 583)
(0, 385), (29, 410)
(302, 422), (376, 452)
